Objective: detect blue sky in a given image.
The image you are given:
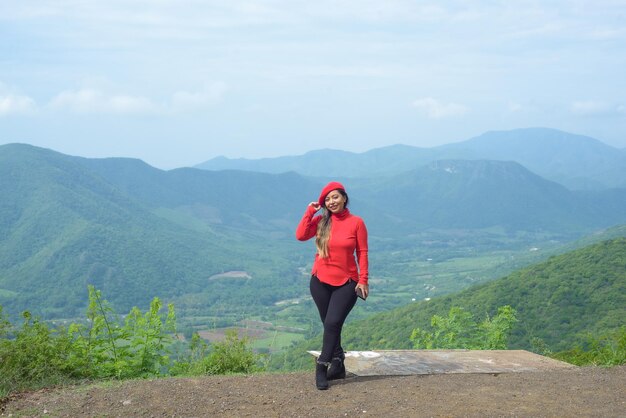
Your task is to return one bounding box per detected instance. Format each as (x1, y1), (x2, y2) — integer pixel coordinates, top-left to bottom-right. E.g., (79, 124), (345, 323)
(1, 1), (625, 168)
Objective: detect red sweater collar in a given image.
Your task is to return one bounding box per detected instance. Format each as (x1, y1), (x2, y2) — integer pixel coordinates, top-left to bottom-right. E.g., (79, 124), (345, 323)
(331, 208), (350, 220)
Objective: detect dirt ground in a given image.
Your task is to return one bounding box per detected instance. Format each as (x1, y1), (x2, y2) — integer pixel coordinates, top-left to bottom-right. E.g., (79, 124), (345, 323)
(2, 366), (625, 417)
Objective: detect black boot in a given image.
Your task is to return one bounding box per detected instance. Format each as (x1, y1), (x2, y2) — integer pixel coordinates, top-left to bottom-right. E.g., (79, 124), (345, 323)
(327, 357), (346, 380)
(316, 362), (329, 390)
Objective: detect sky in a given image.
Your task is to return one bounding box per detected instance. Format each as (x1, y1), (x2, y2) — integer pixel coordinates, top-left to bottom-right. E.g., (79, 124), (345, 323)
(1, 1), (626, 169)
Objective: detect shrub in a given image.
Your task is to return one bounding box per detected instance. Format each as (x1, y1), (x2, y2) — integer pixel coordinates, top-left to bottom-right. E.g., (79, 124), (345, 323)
(552, 327), (625, 366)
(0, 286), (178, 399)
(206, 330), (262, 374)
(66, 286), (176, 379)
(169, 332), (211, 376)
(0, 311), (74, 398)
(0, 306), (9, 337)
(410, 305), (518, 350)
(171, 330), (264, 376)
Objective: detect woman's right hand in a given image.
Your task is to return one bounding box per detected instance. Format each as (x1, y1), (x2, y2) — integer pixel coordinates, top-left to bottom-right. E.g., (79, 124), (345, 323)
(309, 202), (321, 211)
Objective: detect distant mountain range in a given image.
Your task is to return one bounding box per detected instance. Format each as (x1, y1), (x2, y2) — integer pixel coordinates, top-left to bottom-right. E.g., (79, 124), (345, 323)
(196, 128), (626, 190)
(1, 141), (626, 321)
(79, 156), (626, 236)
(63, 151), (626, 235)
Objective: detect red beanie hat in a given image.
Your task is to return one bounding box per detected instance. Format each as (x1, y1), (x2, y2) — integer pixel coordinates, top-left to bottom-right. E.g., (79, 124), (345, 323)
(318, 181), (346, 207)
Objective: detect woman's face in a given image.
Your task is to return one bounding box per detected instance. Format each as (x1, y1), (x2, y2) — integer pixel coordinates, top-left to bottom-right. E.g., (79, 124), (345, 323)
(324, 190), (346, 213)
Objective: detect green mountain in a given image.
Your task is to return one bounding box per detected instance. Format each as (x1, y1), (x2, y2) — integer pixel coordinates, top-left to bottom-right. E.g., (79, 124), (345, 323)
(352, 159), (626, 234)
(72, 155), (322, 236)
(340, 237), (626, 352)
(49, 146), (626, 238)
(0, 144), (312, 319)
(2, 143), (625, 326)
(196, 128), (626, 190)
(443, 128), (626, 190)
(15, 145), (626, 239)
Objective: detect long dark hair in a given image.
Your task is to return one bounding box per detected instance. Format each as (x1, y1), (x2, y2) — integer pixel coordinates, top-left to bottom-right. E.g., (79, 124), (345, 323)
(315, 190), (349, 258)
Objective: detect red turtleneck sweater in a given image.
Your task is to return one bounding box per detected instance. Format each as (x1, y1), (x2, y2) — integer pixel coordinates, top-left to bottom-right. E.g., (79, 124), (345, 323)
(295, 206), (369, 286)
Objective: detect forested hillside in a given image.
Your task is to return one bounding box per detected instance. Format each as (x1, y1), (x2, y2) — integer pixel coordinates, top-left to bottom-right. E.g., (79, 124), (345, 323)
(342, 237), (626, 352)
(74, 155), (322, 235)
(0, 144), (312, 319)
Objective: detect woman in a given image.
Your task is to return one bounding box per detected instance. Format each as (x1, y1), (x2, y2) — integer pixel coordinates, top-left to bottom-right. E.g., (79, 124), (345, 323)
(296, 181), (369, 390)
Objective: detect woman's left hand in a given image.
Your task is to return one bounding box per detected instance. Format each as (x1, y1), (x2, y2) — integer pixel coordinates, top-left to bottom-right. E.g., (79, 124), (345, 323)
(355, 283), (369, 299)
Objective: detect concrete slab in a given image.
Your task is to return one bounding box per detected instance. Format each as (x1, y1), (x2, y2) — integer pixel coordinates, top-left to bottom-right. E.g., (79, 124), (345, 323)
(308, 349), (575, 376)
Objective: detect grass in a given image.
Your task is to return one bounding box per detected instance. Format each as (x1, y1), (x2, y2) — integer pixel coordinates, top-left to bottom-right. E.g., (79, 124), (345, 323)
(250, 331), (306, 352)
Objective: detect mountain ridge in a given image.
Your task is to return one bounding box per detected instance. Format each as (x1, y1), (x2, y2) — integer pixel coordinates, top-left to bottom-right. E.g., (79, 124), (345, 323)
(196, 127), (626, 190)
(353, 158), (626, 233)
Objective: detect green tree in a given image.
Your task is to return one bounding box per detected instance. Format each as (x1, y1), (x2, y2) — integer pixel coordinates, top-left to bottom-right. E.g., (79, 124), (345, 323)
(479, 305), (518, 349)
(122, 297), (176, 376)
(66, 286), (127, 378)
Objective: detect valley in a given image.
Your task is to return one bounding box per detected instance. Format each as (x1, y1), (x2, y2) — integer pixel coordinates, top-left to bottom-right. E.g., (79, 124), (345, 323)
(1, 128), (625, 360)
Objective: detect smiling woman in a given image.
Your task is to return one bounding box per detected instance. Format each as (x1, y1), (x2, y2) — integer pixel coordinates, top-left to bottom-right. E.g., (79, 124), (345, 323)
(295, 181), (369, 390)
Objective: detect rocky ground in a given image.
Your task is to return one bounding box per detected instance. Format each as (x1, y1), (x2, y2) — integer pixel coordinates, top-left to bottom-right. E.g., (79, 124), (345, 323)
(2, 366), (625, 417)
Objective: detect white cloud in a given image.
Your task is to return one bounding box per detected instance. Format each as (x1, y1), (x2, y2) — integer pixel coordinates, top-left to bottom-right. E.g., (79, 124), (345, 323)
(0, 94), (37, 116)
(411, 97), (468, 119)
(49, 89), (160, 114)
(570, 100), (624, 116)
(48, 84), (228, 115)
(172, 82), (228, 111)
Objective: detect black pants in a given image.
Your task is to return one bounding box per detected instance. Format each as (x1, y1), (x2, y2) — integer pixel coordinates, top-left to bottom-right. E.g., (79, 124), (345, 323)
(310, 275), (358, 363)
